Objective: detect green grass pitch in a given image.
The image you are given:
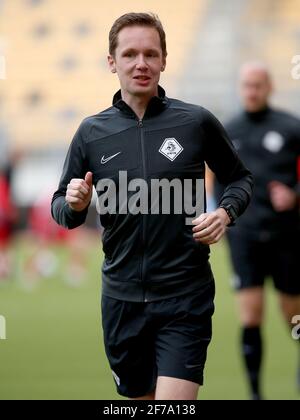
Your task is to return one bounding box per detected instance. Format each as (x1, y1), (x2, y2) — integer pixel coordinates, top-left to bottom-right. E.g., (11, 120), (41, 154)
(0, 236), (299, 400)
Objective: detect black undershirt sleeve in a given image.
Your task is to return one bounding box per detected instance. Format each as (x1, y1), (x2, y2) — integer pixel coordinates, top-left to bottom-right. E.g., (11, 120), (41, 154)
(51, 124), (89, 229)
(201, 109), (253, 217)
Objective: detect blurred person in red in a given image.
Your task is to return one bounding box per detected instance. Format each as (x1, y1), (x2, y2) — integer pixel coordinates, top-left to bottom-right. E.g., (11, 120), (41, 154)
(0, 154), (17, 281)
(0, 165), (17, 281)
(0, 126), (18, 280)
(26, 188), (89, 287)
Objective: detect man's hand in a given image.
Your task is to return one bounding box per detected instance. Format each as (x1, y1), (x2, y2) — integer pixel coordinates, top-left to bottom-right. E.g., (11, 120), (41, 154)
(192, 208), (231, 245)
(66, 172), (93, 212)
(268, 181), (297, 212)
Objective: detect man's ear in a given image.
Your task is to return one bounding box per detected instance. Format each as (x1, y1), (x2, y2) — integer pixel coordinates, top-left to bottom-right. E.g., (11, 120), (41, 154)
(161, 57), (167, 72)
(108, 55), (116, 73)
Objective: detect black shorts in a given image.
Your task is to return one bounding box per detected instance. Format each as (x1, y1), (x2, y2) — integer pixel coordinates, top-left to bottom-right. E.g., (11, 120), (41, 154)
(101, 279), (215, 398)
(227, 230), (300, 295)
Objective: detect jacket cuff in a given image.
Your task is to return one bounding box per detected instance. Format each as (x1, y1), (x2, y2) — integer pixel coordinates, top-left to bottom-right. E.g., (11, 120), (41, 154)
(64, 201), (89, 222)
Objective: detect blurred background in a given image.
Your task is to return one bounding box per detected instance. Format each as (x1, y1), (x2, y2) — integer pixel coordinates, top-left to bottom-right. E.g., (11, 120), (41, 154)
(0, 0), (299, 400)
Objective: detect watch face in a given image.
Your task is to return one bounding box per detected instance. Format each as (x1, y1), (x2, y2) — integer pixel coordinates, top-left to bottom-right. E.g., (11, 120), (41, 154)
(221, 205), (236, 224)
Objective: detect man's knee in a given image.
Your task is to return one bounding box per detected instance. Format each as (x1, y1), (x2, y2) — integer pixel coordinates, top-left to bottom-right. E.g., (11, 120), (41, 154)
(155, 376), (200, 400)
(278, 293), (300, 324)
(237, 287), (264, 326)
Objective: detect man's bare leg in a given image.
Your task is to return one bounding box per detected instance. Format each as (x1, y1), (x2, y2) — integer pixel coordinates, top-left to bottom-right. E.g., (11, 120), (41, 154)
(278, 292), (300, 390)
(155, 376), (199, 400)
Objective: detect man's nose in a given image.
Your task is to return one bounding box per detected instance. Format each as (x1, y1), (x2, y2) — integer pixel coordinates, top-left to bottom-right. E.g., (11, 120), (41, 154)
(136, 55), (148, 69)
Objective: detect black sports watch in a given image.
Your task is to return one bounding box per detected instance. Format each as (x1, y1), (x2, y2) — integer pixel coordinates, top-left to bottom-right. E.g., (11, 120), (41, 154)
(219, 204), (237, 227)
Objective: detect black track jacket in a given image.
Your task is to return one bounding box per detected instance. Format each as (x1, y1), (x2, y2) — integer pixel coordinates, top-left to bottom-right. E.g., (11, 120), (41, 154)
(222, 107), (300, 239)
(51, 86), (253, 302)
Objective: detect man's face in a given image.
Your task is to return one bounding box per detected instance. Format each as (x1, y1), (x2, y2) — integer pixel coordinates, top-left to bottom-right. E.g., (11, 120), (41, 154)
(239, 68), (272, 112)
(108, 25), (166, 100)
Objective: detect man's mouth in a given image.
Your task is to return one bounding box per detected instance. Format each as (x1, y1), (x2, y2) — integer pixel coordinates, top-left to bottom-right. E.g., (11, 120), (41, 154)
(133, 75), (151, 80)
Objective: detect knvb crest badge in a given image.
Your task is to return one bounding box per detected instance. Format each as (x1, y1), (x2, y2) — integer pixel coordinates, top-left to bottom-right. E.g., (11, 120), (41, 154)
(159, 138), (183, 161)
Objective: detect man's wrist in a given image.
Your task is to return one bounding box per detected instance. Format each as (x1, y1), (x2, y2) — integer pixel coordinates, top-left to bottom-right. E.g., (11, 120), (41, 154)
(218, 204), (237, 226)
(65, 201), (89, 214)
(216, 207), (231, 226)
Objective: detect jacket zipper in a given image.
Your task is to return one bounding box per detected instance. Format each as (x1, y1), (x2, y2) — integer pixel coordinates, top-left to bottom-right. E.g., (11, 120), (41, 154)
(138, 118), (148, 302)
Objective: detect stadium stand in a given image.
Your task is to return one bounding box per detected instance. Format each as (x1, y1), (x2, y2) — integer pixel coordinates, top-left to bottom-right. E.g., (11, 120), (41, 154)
(177, 0), (300, 119)
(1, 0), (204, 148)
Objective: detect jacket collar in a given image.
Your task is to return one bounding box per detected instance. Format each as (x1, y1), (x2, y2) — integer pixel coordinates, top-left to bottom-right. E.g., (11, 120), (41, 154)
(112, 85), (169, 118)
(244, 105), (271, 121)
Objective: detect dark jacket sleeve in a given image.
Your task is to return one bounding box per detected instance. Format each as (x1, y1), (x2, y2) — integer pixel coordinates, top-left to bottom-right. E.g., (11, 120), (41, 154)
(51, 123), (89, 229)
(201, 109), (253, 217)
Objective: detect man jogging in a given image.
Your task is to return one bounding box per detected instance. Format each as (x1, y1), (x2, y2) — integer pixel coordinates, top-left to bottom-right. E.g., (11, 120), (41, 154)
(51, 13), (253, 400)
(216, 62), (300, 400)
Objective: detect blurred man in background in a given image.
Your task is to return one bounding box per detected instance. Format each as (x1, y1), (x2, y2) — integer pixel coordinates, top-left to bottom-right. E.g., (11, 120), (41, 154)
(216, 62), (300, 400)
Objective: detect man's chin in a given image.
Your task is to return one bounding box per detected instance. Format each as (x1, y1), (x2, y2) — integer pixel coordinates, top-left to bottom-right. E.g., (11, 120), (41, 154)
(244, 103), (266, 113)
(132, 87), (153, 96)
(129, 84), (158, 98)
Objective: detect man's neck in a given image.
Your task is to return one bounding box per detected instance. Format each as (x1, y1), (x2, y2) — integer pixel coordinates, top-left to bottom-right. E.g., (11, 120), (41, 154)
(121, 88), (159, 120)
(245, 103), (269, 115)
(244, 104), (270, 120)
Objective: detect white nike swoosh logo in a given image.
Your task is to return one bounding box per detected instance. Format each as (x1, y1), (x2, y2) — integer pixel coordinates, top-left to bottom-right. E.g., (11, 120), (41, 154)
(101, 152), (121, 164)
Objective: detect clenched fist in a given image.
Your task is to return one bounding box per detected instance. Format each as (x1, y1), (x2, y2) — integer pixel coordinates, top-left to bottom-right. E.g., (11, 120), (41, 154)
(192, 208), (230, 245)
(268, 181), (297, 212)
(66, 172), (93, 212)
